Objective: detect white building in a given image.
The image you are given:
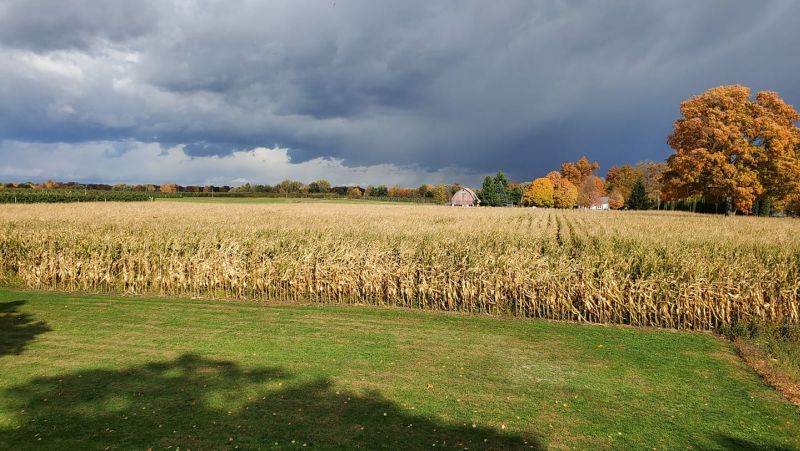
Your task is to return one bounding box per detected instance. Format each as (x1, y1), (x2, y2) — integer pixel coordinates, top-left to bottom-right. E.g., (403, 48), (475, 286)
(590, 196), (610, 210)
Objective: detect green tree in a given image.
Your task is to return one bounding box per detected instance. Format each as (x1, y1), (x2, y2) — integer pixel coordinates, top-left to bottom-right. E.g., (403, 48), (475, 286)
(431, 184), (448, 204)
(626, 179), (651, 210)
(277, 180), (305, 194)
(494, 172), (509, 205)
(479, 176), (499, 206)
(367, 185), (388, 197)
(509, 185), (524, 205)
(417, 184), (433, 198)
(308, 179), (331, 193)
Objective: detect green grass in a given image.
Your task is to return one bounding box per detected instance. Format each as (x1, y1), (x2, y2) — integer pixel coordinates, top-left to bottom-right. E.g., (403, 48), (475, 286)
(157, 196), (430, 205)
(1, 290), (798, 450)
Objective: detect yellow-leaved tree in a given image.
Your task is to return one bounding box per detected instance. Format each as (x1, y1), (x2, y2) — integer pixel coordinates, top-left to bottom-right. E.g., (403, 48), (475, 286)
(522, 177), (554, 207)
(547, 171), (578, 208)
(662, 85), (800, 215)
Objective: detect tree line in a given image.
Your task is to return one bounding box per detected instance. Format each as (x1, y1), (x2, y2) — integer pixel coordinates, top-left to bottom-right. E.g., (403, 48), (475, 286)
(480, 85), (800, 215)
(0, 179), (467, 205)
(2, 85), (797, 214)
(475, 158), (664, 210)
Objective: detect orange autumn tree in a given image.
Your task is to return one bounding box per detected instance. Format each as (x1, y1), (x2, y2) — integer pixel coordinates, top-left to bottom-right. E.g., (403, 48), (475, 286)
(522, 177), (554, 207)
(608, 190), (624, 209)
(547, 171), (578, 208)
(605, 164), (639, 202)
(578, 175), (606, 208)
(662, 85), (800, 215)
(561, 156), (599, 187)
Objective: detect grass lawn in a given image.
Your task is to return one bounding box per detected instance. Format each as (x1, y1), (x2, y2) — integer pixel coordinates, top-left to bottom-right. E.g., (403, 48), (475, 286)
(1, 290), (798, 450)
(156, 197), (429, 205)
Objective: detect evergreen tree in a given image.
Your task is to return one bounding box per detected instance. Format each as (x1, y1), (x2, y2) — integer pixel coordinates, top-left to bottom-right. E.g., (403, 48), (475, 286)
(509, 185), (523, 205)
(493, 171), (510, 206)
(626, 179), (651, 210)
(480, 176), (499, 206)
(756, 198), (772, 216)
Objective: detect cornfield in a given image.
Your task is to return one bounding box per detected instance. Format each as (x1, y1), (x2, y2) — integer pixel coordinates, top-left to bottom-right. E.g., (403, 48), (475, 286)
(1, 202), (798, 330)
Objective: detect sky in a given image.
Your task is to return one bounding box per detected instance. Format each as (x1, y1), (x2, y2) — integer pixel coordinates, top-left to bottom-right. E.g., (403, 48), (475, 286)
(1, 0), (799, 187)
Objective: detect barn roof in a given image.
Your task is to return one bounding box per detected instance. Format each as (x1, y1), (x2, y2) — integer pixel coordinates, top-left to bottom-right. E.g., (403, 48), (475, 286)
(450, 187), (480, 206)
(459, 187), (479, 200)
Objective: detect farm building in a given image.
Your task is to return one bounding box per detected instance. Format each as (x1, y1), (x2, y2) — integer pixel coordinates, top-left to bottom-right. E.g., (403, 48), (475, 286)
(450, 188), (480, 207)
(590, 196), (610, 210)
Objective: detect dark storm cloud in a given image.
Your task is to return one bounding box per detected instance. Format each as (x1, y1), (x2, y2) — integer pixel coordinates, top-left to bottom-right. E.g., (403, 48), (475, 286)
(0, 0), (798, 184)
(0, 0), (160, 51)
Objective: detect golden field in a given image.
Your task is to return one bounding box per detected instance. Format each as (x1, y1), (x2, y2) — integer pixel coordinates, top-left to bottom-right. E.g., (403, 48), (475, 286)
(0, 201), (798, 330)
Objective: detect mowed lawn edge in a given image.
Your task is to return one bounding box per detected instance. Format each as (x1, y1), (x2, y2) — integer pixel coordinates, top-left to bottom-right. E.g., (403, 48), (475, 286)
(1, 288), (798, 450)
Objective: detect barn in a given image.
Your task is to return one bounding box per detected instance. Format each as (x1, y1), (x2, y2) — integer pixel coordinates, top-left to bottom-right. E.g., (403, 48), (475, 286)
(450, 188), (480, 207)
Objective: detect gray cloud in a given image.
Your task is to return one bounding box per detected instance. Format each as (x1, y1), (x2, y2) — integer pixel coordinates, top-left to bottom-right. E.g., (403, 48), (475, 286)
(0, 0), (798, 185)
(0, 0), (160, 51)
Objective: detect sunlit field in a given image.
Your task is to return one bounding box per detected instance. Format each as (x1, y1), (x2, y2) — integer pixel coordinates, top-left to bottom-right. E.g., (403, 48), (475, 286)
(1, 202), (798, 330)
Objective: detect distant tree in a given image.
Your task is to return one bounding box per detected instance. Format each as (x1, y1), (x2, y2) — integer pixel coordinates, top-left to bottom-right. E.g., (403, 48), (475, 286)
(417, 184), (433, 198)
(479, 176), (499, 206)
(346, 187), (362, 198)
(578, 175), (606, 208)
(627, 179), (651, 210)
(480, 171), (510, 206)
(545, 171), (561, 184)
(446, 184), (463, 198)
(479, 172), (511, 206)
(608, 190), (624, 209)
(522, 177), (554, 207)
(605, 164), (639, 203)
(500, 174), (510, 204)
(308, 179), (331, 193)
(551, 174), (578, 208)
(431, 184), (449, 204)
(754, 197), (772, 217)
(786, 194), (800, 217)
(635, 161), (667, 208)
(561, 156), (599, 187)
(161, 183), (178, 193)
(661, 85), (800, 215)
(388, 185), (415, 198)
(367, 185), (388, 197)
(276, 180), (305, 194)
(508, 183), (524, 205)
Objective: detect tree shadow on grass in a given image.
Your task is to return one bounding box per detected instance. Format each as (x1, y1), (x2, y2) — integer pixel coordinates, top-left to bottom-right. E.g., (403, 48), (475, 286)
(0, 301), (51, 357)
(713, 434), (794, 451)
(0, 354), (541, 450)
